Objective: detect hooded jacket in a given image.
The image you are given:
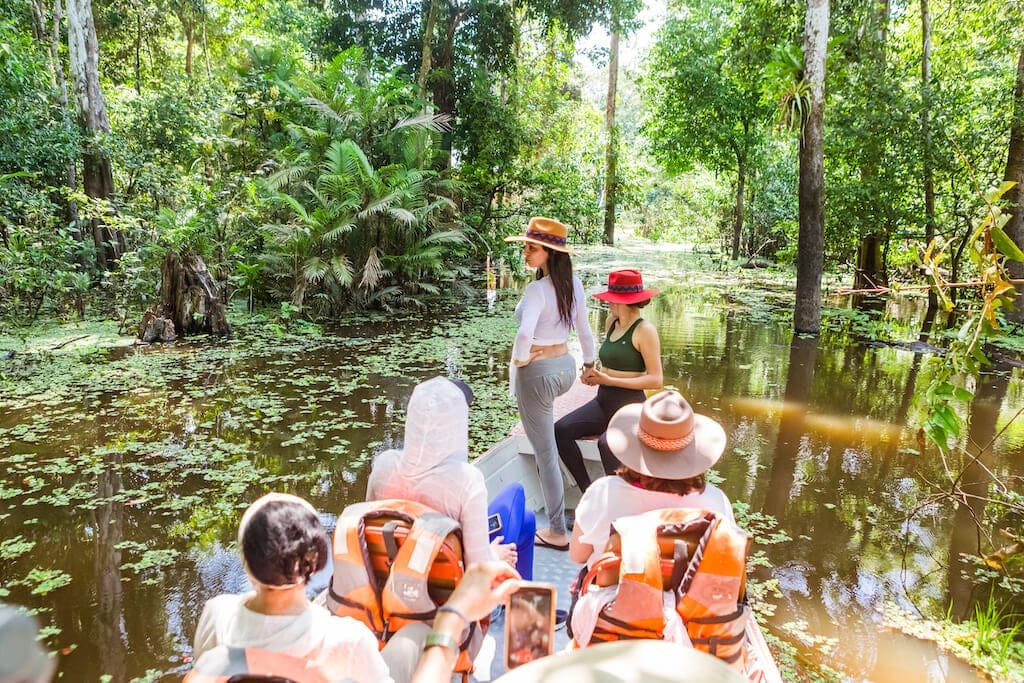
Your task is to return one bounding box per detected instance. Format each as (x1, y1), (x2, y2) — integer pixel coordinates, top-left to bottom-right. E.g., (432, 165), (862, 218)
(366, 377), (495, 565)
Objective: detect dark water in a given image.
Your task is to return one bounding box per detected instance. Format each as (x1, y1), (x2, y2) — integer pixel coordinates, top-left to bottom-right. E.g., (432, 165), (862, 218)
(1, 243), (1019, 681)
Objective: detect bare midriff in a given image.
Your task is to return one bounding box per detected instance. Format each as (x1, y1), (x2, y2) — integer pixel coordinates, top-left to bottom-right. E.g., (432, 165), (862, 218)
(529, 342), (569, 361)
(603, 367), (644, 379)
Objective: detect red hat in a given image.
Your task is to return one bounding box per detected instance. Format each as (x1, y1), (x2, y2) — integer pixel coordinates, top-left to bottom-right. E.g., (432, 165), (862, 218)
(592, 269), (659, 305)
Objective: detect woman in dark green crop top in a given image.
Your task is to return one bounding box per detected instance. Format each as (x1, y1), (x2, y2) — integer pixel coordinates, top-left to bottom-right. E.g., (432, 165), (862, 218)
(555, 269), (664, 492)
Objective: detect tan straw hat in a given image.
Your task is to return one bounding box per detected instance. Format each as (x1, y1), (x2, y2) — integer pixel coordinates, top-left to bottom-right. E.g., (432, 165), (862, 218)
(605, 390), (726, 480)
(504, 216), (575, 254)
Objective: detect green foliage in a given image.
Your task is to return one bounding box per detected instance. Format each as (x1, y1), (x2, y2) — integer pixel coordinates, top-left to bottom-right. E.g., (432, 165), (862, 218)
(257, 52), (472, 313)
(918, 181), (1020, 448)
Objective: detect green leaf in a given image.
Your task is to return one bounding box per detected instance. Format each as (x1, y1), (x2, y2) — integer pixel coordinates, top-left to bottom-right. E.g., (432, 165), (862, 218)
(924, 421), (949, 448)
(990, 225), (1024, 261)
(932, 403), (962, 438)
(953, 387), (974, 403)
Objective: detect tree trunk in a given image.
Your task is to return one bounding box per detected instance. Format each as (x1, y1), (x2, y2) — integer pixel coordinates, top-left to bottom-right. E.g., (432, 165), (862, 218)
(67, 0), (121, 271)
(732, 151), (745, 260)
(431, 6), (461, 169)
(794, 0), (830, 334)
(184, 21), (194, 77)
(417, 0), (439, 100)
(40, 0), (87, 270)
(853, 232), (886, 289)
(1001, 43), (1024, 324)
(921, 0), (938, 314)
(150, 251), (231, 338)
(852, 0), (891, 293)
(602, 30), (620, 246)
(134, 11), (141, 94)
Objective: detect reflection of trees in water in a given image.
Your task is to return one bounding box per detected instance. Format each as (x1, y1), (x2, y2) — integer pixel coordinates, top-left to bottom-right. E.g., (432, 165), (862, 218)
(761, 335), (817, 521)
(946, 368), (1011, 622)
(93, 451), (126, 683)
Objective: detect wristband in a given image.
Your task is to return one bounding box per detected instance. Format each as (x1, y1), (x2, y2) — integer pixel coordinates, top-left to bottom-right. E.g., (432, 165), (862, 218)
(583, 362), (595, 369)
(436, 604), (469, 624)
(423, 630), (460, 654)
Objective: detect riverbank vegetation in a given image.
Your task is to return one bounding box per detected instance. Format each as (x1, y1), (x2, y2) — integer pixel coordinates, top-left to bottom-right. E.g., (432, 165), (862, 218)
(3, 0), (1024, 678)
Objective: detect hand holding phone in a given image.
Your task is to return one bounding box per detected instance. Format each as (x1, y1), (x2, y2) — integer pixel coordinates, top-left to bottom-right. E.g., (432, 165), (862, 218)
(504, 582), (556, 669)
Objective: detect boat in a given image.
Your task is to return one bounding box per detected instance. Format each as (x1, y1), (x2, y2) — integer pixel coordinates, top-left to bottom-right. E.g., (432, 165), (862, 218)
(470, 379), (784, 683)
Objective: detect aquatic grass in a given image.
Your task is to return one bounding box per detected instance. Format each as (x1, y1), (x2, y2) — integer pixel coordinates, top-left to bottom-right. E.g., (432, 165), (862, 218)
(970, 594), (1024, 663)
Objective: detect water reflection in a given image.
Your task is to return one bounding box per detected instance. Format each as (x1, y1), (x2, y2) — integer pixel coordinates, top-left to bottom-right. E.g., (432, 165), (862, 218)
(93, 452), (126, 683)
(763, 335), (818, 521)
(947, 367), (1011, 622)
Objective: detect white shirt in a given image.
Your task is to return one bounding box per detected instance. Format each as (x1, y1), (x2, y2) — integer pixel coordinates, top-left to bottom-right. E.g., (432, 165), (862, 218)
(191, 593), (393, 683)
(366, 376), (495, 566)
(512, 275), (596, 364)
(574, 475), (735, 568)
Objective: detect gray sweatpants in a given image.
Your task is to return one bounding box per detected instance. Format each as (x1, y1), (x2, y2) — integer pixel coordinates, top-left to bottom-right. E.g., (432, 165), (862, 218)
(515, 354), (576, 536)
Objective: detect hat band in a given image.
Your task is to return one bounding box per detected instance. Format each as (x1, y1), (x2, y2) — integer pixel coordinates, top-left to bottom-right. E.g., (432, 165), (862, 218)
(525, 229), (567, 247)
(637, 426), (694, 452)
(607, 283), (645, 293)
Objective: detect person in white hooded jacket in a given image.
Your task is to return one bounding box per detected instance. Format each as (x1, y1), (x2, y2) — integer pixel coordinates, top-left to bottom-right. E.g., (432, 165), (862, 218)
(366, 376), (530, 576)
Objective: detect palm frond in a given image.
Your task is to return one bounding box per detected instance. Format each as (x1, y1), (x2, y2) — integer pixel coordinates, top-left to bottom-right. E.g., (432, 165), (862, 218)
(391, 111), (453, 133)
(421, 229), (471, 247)
(360, 246), (385, 291)
(271, 193), (312, 224)
(323, 221), (356, 244)
(302, 256), (329, 284)
(302, 96), (358, 128)
(330, 255), (354, 287)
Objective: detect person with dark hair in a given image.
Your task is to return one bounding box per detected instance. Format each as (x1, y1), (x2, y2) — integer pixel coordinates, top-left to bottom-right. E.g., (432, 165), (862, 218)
(504, 217), (596, 551)
(556, 269), (664, 491)
(190, 493), (392, 683)
(568, 391), (735, 568)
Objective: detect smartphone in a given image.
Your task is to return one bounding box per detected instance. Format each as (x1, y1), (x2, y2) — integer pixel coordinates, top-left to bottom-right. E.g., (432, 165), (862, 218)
(488, 513), (503, 536)
(504, 581), (556, 670)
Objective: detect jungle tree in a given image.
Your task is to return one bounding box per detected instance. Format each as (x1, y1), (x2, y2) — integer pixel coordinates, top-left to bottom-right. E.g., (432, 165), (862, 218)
(793, 0), (829, 334)
(1002, 42), (1024, 324)
(67, 0), (124, 270)
(642, 0), (779, 261)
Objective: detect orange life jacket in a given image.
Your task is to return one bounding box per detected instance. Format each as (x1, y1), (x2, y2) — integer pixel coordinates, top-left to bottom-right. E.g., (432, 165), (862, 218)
(183, 646), (327, 682)
(321, 499), (479, 675)
(573, 508), (751, 670)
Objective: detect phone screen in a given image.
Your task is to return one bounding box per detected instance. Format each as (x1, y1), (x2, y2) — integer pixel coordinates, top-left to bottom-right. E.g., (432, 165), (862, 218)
(488, 513), (502, 535)
(504, 582), (556, 669)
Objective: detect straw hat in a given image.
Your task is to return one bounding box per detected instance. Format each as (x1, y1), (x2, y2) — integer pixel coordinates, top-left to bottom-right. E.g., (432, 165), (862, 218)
(593, 269), (660, 305)
(504, 216), (574, 254)
(605, 391), (726, 480)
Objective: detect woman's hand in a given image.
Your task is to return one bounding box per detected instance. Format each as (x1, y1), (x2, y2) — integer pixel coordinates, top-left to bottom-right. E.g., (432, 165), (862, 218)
(447, 561), (522, 622)
(513, 348), (544, 367)
(581, 367), (606, 386)
(491, 537), (518, 567)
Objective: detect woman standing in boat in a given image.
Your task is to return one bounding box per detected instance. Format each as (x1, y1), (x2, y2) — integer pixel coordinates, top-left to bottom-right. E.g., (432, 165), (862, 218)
(505, 217), (596, 551)
(555, 269), (663, 491)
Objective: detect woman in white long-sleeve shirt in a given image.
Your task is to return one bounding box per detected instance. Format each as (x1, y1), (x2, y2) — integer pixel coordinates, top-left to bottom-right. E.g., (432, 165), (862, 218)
(505, 217), (596, 550)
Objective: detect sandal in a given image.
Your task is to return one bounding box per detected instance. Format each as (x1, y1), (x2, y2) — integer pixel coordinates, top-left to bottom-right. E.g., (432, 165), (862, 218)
(534, 532), (569, 551)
